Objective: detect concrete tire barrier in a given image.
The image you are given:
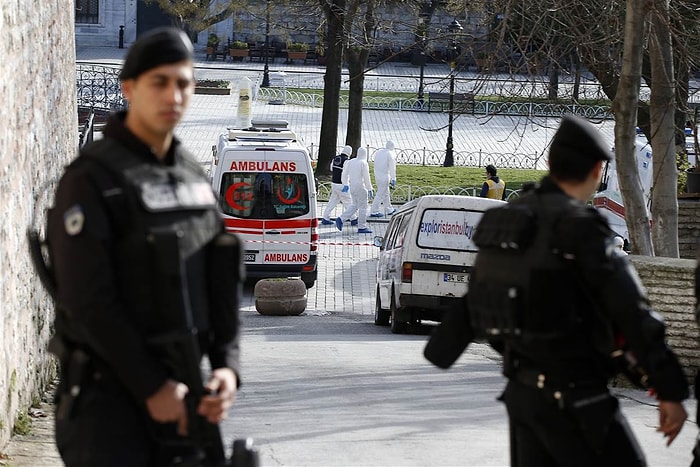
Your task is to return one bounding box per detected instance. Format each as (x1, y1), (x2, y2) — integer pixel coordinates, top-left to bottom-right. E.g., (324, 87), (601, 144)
(254, 277), (308, 315)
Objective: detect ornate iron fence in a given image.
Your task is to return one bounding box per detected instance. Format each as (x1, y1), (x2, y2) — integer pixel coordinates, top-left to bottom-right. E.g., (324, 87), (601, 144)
(316, 181), (522, 203)
(76, 64), (127, 111)
(307, 144), (543, 169)
(257, 87), (612, 120)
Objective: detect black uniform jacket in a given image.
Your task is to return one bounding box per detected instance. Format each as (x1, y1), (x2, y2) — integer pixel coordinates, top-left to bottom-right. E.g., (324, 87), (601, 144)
(427, 176), (688, 403)
(47, 112), (241, 402)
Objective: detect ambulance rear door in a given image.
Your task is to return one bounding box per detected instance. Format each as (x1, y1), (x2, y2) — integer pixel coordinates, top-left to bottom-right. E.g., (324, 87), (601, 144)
(217, 147), (316, 277)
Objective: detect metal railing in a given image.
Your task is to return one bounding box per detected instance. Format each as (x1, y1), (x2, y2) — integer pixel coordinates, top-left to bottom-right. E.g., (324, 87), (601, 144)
(76, 64), (127, 111)
(316, 181), (522, 203)
(256, 87), (612, 120)
(307, 144), (544, 169)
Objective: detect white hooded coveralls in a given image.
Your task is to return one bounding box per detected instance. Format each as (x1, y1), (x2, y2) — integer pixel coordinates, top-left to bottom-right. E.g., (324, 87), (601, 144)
(370, 141), (397, 215)
(339, 147), (373, 229)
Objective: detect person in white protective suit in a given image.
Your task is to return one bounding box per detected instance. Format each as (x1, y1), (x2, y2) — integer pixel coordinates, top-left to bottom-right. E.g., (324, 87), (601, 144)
(321, 145), (357, 226)
(369, 140), (397, 217)
(336, 147), (374, 233)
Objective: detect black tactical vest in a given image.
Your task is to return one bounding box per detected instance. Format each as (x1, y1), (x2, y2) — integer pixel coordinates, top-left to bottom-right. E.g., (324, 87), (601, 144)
(77, 140), (222, 336)
(468, 190), (595, 365)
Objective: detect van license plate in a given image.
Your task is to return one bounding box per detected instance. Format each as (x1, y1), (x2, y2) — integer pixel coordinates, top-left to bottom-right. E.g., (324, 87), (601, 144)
(244, 253), (256, 262)
(443, 273), (469, 283)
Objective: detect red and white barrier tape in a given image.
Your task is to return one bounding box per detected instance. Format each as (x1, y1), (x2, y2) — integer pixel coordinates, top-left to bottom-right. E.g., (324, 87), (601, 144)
(238, 238), (374, 247)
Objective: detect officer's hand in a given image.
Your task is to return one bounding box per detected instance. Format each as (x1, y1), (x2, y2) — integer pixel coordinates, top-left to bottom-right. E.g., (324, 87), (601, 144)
(657, 400), (687, 446)
(341, 185), (349, 193)
(198, 368), (238, 424)
(146, 379), (189, 435)
(390, 179), (396, 187)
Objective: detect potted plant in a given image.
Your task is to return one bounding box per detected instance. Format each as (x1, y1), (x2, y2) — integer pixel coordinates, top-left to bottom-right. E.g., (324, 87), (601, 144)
(229, 40), (249, 61)
(194, 79), (231, 96)
(286, 42), (309, 61)
(206, 33), (220, 60)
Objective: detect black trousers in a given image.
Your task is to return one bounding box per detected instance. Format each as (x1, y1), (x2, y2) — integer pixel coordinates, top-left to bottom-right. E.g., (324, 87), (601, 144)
(55, 376), (198, 467)
(502, 380), (646, 467)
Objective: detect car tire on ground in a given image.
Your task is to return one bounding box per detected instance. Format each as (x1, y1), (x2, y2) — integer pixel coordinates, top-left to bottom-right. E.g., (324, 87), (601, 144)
(374, 287), (390, 326)
(390, 293), (408, 334)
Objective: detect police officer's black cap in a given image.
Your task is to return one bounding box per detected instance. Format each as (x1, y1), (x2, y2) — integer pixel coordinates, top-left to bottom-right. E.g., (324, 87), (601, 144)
(549, 115), (612, 162)
(119, 27), (194, 80)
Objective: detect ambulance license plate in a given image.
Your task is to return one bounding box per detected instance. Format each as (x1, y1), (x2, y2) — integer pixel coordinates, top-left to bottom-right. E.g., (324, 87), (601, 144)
(443, 273), (469, 283)
(244, 253), (256, 262)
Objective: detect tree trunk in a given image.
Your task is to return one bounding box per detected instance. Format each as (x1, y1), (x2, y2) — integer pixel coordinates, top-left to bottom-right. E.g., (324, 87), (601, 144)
(315, 0), (346, 179)
(649, 0), (678, 257)
(613, 0), (653, 255)
(345, 48), (370, 152)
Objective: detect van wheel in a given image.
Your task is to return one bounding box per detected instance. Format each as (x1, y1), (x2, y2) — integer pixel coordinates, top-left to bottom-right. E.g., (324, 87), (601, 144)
(374, 287), (390, 326)
(301, 271), (316, 289)
(390, 295), (408, 334)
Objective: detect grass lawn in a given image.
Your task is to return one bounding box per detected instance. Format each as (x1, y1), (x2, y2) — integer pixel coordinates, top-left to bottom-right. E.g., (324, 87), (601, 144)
(383, 164), (547, 191)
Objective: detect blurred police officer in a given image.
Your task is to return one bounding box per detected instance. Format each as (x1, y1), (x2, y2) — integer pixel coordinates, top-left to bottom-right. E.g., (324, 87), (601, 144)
(46, 28), (242, 466)
(426, 115), (688, 466)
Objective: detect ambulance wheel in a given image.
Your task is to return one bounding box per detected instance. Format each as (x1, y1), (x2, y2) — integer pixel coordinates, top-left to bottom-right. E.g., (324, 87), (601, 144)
(301, 271), (316, 289)
(390, 294), (408, 334)
(374, 287), (390, 326)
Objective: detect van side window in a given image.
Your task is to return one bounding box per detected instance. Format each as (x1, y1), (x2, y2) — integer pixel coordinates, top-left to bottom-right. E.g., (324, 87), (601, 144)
(219, 172), (309, 219)
(384, 212), (412, 250)
(393, 213), (413, 249)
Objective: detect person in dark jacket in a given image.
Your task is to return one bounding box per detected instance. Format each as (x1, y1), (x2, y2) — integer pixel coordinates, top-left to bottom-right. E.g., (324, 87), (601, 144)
(479, 164), (506, 199)
(425, 115), (688, 467)
(46, 27), (242, 466)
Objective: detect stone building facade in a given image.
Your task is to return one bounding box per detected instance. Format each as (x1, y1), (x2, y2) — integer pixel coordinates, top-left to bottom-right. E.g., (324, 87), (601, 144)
(0, 1), (76, 450)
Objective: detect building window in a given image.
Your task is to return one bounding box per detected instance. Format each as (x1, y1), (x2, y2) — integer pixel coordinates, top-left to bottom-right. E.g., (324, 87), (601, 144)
(75, 0), (99, 24)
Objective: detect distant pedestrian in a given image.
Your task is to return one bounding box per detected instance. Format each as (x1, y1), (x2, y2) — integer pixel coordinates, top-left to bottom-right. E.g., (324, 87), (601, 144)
(336, 147), (374, 234)
(321, 145), (355, 225)
(370, 140), (397, 217)
(480, 164), (506, 200)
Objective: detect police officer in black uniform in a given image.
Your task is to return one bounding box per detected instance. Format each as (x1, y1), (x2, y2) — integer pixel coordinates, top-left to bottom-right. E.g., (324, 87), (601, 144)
(46, 28), (242, 466)
(425, 115), (688, 466)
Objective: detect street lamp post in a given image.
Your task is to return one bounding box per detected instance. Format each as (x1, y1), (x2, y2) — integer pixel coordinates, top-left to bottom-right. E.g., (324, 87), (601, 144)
(443, 19), (462, 168)
(417, 32), (427, 106)
(261, 0), (271, 88)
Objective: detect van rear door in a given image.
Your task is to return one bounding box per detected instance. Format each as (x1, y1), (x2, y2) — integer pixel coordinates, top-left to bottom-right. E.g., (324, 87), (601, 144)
(410, 207), (483, 297)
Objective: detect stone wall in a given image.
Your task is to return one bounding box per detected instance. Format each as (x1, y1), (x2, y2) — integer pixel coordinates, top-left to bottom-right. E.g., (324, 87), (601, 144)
(629, 256), (699, 383)
(0, 2), (76, 450)
(679, 199), (700, 260)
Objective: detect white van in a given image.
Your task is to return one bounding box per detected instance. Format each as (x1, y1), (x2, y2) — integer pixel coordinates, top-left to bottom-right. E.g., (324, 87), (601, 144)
(373, 195), (505, 333)
(210, 121), (319, 288)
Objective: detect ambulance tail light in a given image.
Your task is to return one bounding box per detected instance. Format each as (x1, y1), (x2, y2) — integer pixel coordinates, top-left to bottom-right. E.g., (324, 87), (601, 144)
(401, 262), (413, 283)
(310, 218), (318, 252)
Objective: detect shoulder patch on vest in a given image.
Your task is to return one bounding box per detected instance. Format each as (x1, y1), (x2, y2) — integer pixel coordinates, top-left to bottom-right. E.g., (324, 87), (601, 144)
(64, 205), (85, 236)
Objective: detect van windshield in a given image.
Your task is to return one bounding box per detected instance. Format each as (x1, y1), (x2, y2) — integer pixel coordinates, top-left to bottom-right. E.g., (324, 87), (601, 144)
(219, 172), (310, 219)
(417, 208), (482, 251)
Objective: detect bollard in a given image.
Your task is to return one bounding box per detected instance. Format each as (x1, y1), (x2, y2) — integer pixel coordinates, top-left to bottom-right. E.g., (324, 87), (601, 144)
(119, 25), (124, 49)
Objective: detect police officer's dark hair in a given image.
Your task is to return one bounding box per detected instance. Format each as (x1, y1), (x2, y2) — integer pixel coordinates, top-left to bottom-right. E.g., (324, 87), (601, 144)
(485, 164), (497, 176)
(548, 115), (612, 182)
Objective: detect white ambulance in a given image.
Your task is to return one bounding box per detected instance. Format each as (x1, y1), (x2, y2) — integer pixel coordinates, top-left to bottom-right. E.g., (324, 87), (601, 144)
(210, 121), (319, 288)
(373, 195), (505, 334)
